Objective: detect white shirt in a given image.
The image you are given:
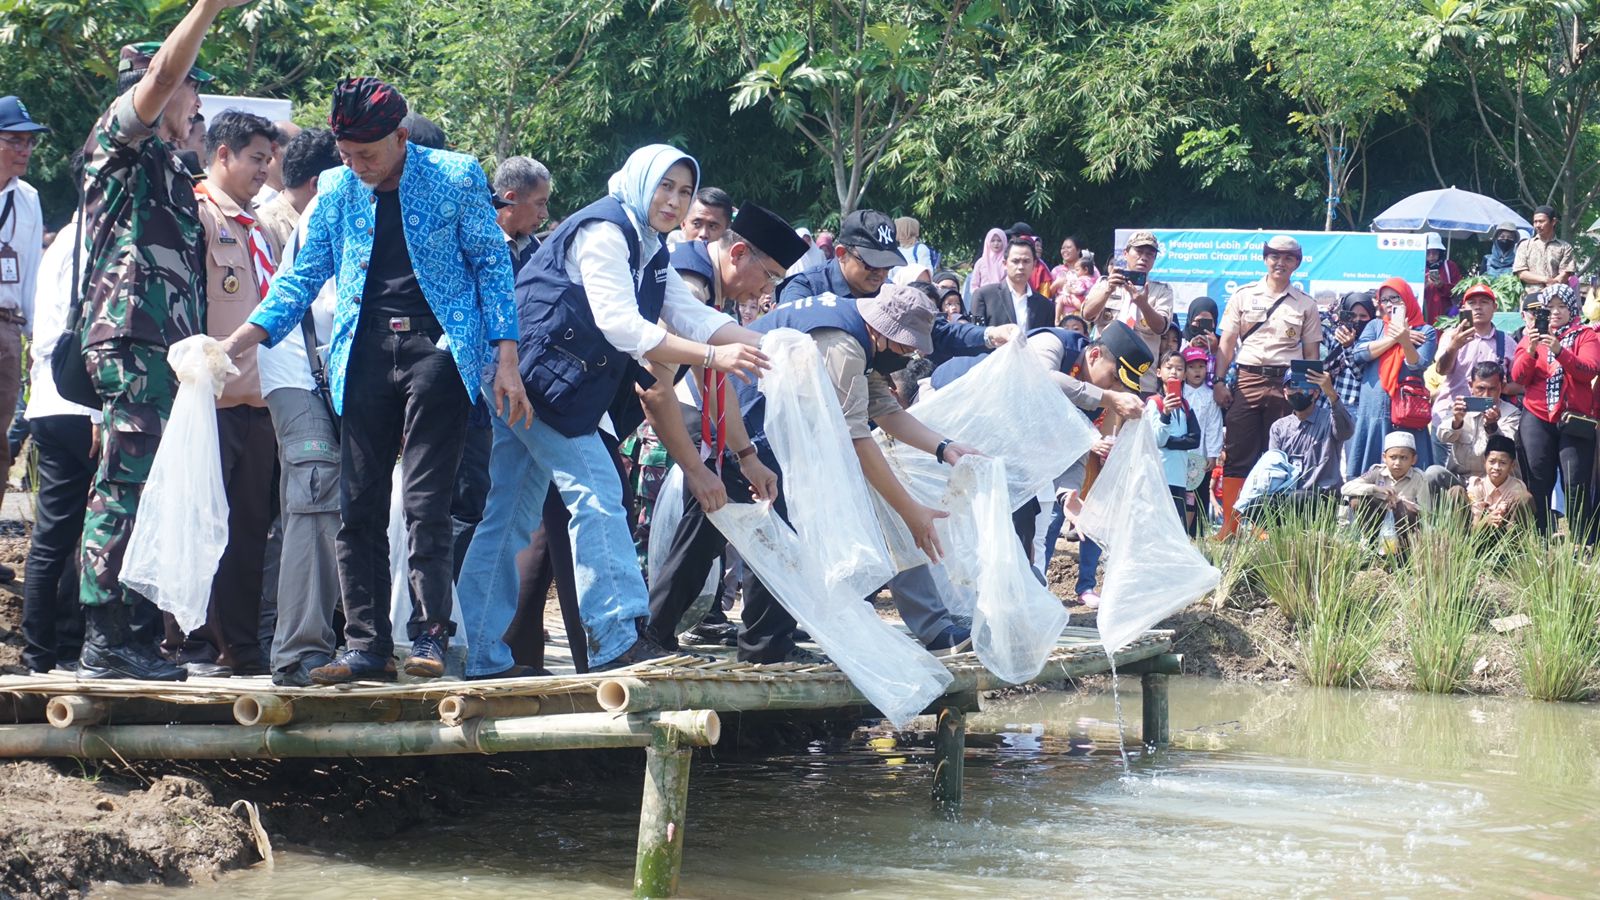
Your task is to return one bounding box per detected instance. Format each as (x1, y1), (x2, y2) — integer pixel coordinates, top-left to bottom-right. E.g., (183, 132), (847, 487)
(24, 218), (100, 422)
(0, 177), (44, 325)
(257, 193), (337, 397)
(1010, 283), (1031, 331)
(563, 214), (734, 361)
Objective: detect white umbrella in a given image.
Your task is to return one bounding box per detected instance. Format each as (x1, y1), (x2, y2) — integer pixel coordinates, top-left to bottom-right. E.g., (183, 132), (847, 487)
(1370, 186), (1531, 240)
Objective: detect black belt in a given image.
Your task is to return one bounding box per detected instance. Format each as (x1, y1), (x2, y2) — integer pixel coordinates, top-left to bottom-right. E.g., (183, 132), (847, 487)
(0, 308), (27, 327)
(365, 313), (441, 333)
(1238, 364), (1288, 378)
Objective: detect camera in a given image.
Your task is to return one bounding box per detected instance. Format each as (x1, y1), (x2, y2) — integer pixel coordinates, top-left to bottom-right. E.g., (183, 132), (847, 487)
(1116, 268), (1148, 287)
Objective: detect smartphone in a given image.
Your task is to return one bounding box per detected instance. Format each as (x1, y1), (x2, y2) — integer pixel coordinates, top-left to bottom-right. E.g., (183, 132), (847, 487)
(1165, 377), (1183, 399)
(1533, 306), (1551, 334)
(1460, 309), (1475, 328)
(1288, 358), (1324, 389)
(1118, 268), (1148, 287)
(1464, 397), (1494, 412)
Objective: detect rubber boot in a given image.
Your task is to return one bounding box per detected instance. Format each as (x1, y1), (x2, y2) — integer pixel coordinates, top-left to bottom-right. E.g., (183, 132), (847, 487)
(1215, 477), (1246, 540)
(79, 603), (187, 681)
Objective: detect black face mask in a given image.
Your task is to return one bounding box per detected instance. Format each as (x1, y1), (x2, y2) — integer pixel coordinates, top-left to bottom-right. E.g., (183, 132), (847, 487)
(1287, 391), (1314, 411)
(1495, 237), (1516, 250)
(874, 351), (912, 375)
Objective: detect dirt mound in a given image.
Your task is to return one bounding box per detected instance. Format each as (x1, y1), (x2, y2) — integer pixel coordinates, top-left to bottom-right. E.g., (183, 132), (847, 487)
(0, 761), (259, 899)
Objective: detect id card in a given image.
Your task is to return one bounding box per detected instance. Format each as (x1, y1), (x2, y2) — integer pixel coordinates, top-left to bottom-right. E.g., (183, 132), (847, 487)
(0, 246), (17, 285)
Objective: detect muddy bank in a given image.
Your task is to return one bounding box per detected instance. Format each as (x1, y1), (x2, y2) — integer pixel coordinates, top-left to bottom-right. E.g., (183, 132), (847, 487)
(0, 761), (259, 899)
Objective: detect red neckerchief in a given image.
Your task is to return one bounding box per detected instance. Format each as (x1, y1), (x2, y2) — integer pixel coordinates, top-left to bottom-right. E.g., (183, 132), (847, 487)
(700, 369), (727, 473)
(196, 182), (274, 294)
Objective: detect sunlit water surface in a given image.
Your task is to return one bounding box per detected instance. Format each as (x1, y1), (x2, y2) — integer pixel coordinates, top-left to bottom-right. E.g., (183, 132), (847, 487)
(97, 679), (1600, 898)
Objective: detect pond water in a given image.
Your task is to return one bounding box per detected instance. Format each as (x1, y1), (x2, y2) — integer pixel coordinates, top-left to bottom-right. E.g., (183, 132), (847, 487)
(97, 679), (1600, 899)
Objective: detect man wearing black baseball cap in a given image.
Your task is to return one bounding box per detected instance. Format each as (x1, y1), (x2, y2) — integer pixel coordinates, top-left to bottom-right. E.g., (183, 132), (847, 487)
(0, 95), (51, 588)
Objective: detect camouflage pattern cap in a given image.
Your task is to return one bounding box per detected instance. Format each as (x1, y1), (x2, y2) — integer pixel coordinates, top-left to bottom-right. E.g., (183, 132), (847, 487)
(118, 42), (215, 84)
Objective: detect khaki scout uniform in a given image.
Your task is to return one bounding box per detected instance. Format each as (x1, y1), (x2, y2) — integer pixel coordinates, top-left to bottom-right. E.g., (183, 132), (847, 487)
(1220, 279), (1321, 478)
(1091, 280), (1174, 393)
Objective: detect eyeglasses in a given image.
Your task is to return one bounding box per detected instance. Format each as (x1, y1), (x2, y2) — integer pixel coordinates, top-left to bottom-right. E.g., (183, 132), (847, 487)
(759, 258), (787, 288)
(0, 134), (42, 151)
(846, 248), (892, 275)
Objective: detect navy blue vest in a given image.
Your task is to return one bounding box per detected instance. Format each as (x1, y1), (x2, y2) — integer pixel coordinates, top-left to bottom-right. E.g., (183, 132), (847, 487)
(669, 240), (716, 285)
(737, 293), (876, 444)
(515, 197), (668, 437)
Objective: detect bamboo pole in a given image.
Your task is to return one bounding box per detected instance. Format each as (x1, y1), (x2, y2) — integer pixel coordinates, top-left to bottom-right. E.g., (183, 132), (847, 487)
(46, 696), (105, 729)
(1141, 674), (1170, 748)
(634, 725), (692, 898)
(44, 695), (235, 728)
(0, 692), (48, 724)
(230, 694), (435, 727)
(931, 705), (965, 821)
(599, 639), (1169, 715)
(0, 709), (720, 760)
(436, 692), (603, 726)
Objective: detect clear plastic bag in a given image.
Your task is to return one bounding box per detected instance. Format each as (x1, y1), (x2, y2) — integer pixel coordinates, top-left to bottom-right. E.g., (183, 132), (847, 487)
(1077, 416), (1220, 656)
(958, 456), (1070, 683)
(892, 337), (1097, 510)
(757, 328), (895, 598)
(120, 336), (236, 634)
(708, 500), (952, 726)
(874, 337), (1098, 567)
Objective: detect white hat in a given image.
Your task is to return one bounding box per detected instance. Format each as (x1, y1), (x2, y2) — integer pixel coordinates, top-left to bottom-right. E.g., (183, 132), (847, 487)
(1426, 232), (1445, 251)
(1384, 431), (1417, 452)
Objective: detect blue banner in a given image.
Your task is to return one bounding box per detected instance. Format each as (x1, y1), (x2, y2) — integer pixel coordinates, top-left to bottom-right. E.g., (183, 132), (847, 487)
(1112, 229), (1427, 320)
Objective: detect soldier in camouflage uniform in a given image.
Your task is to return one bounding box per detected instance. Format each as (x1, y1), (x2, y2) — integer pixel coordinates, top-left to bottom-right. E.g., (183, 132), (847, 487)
(72, 0), (258, 681)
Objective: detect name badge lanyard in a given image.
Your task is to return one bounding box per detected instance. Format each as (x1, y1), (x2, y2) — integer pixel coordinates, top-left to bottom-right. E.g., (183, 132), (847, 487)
(0, 192), (18, 286)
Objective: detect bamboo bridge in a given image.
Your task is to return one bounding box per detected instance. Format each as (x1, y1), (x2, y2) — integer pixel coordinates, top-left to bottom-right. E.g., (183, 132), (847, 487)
(0, 626), (1177, 897)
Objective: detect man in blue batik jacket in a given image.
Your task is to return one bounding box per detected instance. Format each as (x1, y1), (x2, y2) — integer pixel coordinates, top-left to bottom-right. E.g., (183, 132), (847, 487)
(221, 78), (531, 684)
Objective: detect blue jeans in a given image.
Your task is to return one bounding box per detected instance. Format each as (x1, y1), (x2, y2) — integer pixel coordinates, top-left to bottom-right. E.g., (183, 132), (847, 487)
(1075, 538), (1102, 596)
(457, 413), (646, 673)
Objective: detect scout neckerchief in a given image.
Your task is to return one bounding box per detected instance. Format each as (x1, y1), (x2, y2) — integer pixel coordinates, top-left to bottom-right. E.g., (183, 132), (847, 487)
(700, 369), (727, 473)
(196, 183), (275, 295)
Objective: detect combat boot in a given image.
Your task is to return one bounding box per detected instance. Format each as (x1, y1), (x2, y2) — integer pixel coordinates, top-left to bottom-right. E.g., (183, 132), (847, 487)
(79, 603), (187, 681)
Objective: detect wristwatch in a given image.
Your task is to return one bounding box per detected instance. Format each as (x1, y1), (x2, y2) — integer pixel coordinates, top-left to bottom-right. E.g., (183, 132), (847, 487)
(936, 439), (953, 465)
(734, 444), (758, 461)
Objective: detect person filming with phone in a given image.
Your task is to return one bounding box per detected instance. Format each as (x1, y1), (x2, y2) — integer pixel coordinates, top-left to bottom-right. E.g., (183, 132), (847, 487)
(1510, 284), (1600, 541)
(1434, 283), (1518, 402)
(1426, 361), (1521, 492)
(1081, 230), (1172, 393)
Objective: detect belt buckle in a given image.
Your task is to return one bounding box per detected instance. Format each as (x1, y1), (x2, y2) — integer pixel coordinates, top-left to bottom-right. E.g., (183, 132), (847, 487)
(389, 317), (409, 332)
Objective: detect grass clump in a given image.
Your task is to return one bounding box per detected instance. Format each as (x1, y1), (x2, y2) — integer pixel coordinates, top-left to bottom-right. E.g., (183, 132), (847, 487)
(1400, 526), (1489, 693)
(1510, 541), (1600, 702)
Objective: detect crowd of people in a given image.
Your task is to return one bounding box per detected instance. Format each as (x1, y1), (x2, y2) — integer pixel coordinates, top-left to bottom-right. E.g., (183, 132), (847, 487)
(1, 2), (1594, 687)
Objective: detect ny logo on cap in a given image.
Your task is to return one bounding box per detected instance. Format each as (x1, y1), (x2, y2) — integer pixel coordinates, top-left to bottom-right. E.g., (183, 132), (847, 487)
(14, 101), (27, 119)
(876, 224), (895, 246)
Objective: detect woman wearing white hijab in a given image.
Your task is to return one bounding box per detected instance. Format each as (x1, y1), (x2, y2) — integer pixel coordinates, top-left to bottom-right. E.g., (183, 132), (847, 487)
(456, 144), (767, 676)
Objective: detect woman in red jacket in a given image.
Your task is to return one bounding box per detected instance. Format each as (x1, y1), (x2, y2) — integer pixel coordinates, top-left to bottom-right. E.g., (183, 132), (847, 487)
(1511, 284), (1600, 541)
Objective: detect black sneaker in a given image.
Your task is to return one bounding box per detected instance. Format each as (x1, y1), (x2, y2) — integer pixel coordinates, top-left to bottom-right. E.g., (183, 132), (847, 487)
(925, 625), (973, 657)
(310, 649), (398, 684)
(79, 642), (187, 681)
(183, 661), (234, 679)
(465, 664), (552, 680)
(779, 646), (830, 666)
(679, 621), (738, 647)
(403, 624), (449, 678)
(592, 631), (675, 672)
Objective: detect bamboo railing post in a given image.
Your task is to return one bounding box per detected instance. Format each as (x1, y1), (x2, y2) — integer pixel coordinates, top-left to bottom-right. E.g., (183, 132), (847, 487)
(46, 696), (106, 729)
(634, 724), (693, 899)
(1141, 673), (1169, 748)
(931, 704), (966, 821)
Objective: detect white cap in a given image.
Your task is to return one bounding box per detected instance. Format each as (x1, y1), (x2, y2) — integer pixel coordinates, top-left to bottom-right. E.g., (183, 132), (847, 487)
(1384, 431), (1417, 452)
(1426, 232), (1445, 251)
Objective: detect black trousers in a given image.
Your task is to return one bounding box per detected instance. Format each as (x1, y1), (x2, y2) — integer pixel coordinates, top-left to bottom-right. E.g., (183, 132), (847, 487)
(450, 419), (492, 581)
(337, 324), (469, 656)
(164, 405), (277, 669)
(646, 454), (795, 663)
(1518, 413), (1597, 542)
(21, 415), (92, 672)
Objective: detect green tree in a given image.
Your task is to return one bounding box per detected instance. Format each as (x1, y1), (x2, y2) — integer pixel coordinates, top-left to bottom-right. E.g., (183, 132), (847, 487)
(1416, 0), (1600, 237)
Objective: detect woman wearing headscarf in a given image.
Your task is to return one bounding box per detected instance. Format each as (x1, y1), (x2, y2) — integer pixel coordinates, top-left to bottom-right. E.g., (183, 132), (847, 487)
(1346, 278), (1439, 474)
(456, 144), (769, 676)
(1321, 291), (1378, 414)
(964, 227), (1007, 300)
(1511, 284), (1600, 540)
